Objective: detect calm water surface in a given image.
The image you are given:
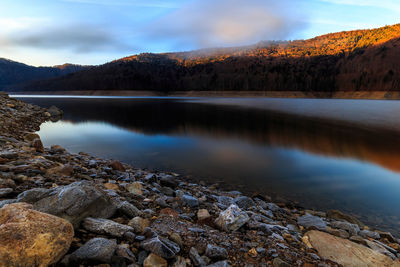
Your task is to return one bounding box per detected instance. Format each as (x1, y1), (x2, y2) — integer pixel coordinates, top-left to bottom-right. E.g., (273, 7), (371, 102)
(16, 96), (400, 236)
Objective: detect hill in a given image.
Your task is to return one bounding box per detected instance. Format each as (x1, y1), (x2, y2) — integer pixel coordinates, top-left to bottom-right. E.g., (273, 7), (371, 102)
(13, 23), (400, 94)
(0, 59), (90, 91)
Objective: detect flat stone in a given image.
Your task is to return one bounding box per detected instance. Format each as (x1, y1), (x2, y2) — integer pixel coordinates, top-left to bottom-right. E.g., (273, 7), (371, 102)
(304, 230), (400, 267)
(0, 203), (74, 266)
(297, 214), (327, 231)
(214, 204), (250, 232)
(70, 237), (117, 264)
(83, 217), (134, 237)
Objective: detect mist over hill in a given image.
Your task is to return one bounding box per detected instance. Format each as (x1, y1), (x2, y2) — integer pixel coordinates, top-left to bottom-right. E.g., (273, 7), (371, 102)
(9, 24), (400, 94)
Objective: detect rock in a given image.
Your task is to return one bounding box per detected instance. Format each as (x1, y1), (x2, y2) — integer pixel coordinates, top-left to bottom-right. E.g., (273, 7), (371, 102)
(172, 256), (188, 267)
(359, 229), (380, 239)
(0, 199), (17, 208)
(116, 244), (136, 263)
(143, 253), (168, 267)
(110, 160), (126, 172)
(169, 233), (183, 248)
(0, 188), (13, 198)
(24, 132), (40, 142)
(128, 217), (150, 233)
(189, 247), (207, 267)
(126, 182), (143, 195)
(21, 181), (117, 228)
(349, 235), (368, 246)
(17, 187), (52, 203)
(0, 203), (74, 266)
(83, 217), (134, 237)
(327, 210), (364, 227)
(297, 214), (327, 231)
(141, 236), (180, 259)
(48, 105), (63, 118)
(31, 138), (44, 152)
(272, 258), (291, 267)
(206, 261), (231, 267)
(205, 244), (228, 260)
(182, 194), (199, 208)
(69, 237), (117, 264)
(118, 201), (142, 218)
(50, 145), (66, 153)
(330, 220), (360, 235)
(197, 209), (211, 221)
(376, 231), (397, 243)
(233, 196), (255, 210)
(304, 230), (400, 267)
(159, 175), (178, 188)
(214, 204), (250, 232)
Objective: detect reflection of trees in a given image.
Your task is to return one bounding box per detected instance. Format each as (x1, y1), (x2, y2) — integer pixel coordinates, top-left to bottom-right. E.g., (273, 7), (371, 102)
(30, 98), (400, 172)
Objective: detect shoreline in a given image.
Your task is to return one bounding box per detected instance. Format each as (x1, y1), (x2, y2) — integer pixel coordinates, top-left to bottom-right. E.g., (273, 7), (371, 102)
(8, 90), (400, 100)
(1, 92), (400, 266)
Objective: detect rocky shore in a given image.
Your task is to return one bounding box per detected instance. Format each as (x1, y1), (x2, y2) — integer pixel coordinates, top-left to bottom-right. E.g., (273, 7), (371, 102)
(0, 92), (400, 267)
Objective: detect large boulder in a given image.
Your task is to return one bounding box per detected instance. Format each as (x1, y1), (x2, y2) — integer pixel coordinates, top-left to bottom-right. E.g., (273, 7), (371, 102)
(17, 181), (117, 228)
(303, 230), (400, 267)
(0, 203), (74, 267)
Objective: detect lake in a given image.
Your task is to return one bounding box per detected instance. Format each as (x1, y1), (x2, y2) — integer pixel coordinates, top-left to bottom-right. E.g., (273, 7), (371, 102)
(15, 96), (400, 236)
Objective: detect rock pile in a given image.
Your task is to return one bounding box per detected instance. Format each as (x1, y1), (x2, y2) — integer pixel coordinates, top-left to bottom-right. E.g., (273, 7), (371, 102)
(0, 92), (400, 266)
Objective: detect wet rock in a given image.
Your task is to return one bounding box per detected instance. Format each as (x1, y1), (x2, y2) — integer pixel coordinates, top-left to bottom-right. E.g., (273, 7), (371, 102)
(110, 160), (126, 172)
(331, 220), (360, 235)
(205, 244), (228, 260)
(83, 217), (134, 237)
(304, 230), (400, 267)
(233, 196), (255, 210)
(143, 253), (168, 267)
(23, 181), (117, 228)
(189, 247), (207, 267)
(0, 187), (13, 198)
(182, 194), (199, 208)
(69, 237), (117, 264)
(128, 216), (150, 233)
(0, 203), (74, 266)
(327, 210), (364, 227)
(297, 214), (327, 231)
(359, 229), (381, 239)
(214, 204), (250, 232)
(141, 236), (180, 259)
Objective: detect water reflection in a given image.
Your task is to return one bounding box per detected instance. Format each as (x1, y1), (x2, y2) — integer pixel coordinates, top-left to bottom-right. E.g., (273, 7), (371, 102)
(20, 97), (400, 236)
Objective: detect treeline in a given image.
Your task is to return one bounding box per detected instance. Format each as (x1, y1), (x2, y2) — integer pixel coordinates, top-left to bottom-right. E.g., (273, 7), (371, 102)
(15, 23), (400, 92)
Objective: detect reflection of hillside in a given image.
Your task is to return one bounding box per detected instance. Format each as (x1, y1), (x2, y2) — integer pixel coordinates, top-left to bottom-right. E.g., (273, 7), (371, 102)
(31, 98), (400, 172)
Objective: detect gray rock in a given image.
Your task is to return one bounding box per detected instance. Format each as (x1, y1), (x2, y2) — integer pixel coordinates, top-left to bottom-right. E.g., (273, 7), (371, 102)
(70, 238), (117, 264)
(297, 214), (327, 231)
(82, 217), (134, 237)
(172, 256), (188, 267)
(331, 220), (360, 235)
(17, 188), (52, 203)
(22, 181), (117, 228)
(140, 236), (180, 259)
(206, 261), (231, 267)
(159, 175), (178, 188)
(189, 247), (207, 267)
(182, 194), (199, 208)
(359, 229), (380, 240)
(0, 188), (13, 198)
(115, 244), (136, 263)
(234, 196), (255, 210)
(0, 199), (17, 208)
(205, 244), (228, 260)
(215, 196), (234, 209)
(118, 201), (142, 218)
(215, 204), (250, 232)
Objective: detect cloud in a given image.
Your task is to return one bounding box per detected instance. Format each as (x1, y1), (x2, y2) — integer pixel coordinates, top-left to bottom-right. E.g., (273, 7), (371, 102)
(144, 0), (307, 49)
(0, 21), (133, 53)
(61, 0), (178, 8)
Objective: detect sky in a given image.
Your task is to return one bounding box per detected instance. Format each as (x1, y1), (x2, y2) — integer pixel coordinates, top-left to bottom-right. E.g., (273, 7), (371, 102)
(0, 0), (399, 66)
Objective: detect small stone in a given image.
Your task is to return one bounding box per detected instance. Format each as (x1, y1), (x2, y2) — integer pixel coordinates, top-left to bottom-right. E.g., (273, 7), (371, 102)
(172, 256), (188, 267)
(31, 138), (44, 152)
(104, 183), (119, 191)
(189, 247), (207, 267)
(233, 196), (255, 210)
(248, 248), (257, 257)
(70, 238), (117, 264)
(197, 209), (211, 221)
(182, 194), (199, 208)
(141, 236), (180, 259)
(205, 244), (228, 260)
(24, 132), (40, 142)
(116, 244), (136, 263)
(128, 217), (150, 234)
(50, 145), (66, 153)
(126, 182), (143, 195)
(206, 261), (231, 267)
(273, 258), (291, 267)
(143, 253), (167, 267)
(118, 201), (142, 218)
(359, 229), (380, 240)
(169, 233), (183, 248)
(214, 204), (250, 232)
(83, 217), (134, 237)
(297, 214), (327, 231)
(0, 188), (13, 198)
(110, 160), (126, 172)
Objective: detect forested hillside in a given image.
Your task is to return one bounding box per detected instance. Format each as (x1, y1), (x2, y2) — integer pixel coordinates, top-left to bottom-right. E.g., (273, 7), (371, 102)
(14, 24), (400, 93)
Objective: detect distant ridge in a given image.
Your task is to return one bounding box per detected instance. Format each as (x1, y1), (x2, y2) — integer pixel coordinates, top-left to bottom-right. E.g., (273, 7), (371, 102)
(13, 23), (400, 94)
